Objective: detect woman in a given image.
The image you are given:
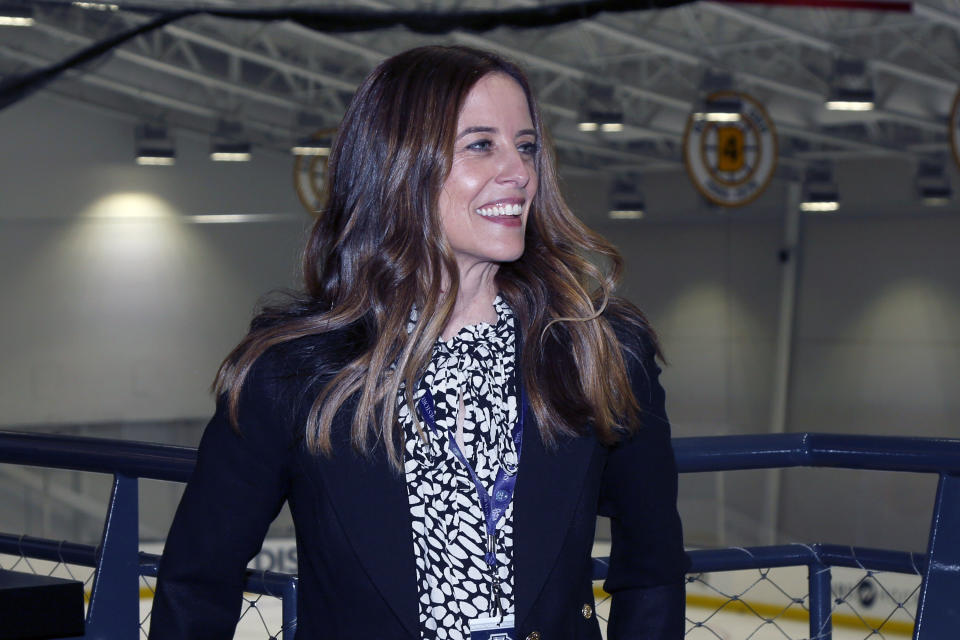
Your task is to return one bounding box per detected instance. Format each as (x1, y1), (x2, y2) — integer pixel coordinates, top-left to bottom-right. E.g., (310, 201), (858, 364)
(150, 45), (688, 640)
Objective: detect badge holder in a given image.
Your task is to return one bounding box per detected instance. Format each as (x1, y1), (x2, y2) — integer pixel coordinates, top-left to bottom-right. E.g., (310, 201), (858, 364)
(468, 613), (515, 640)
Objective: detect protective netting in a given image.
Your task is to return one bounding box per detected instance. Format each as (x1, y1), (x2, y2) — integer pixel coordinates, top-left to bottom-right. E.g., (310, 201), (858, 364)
(0, 545), (289, 640)
(591, 561), (920, 640)
(137, 577), (288, 639)
(3, 540), (922, 640)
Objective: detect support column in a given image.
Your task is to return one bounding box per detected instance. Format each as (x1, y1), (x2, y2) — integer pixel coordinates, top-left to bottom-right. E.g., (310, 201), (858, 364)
(764, 182), (802, 545)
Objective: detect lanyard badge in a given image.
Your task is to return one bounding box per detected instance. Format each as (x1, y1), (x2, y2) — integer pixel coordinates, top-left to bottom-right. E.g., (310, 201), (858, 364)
(468, 614), (516, 640)
(417, 385), (525, 625)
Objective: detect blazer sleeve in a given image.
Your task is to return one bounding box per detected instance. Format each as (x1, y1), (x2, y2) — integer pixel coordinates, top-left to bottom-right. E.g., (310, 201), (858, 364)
(597, 331), (690, 639)
(149, 355), (295, 639)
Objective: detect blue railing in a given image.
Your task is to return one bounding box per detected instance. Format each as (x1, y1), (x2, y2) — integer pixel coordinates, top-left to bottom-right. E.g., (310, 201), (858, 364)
(1, 431), (958, 639)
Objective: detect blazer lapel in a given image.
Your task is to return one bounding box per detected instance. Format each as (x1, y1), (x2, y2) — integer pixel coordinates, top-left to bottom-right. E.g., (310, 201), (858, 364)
(312, 426), (419, 637)
(513, 403), (596, 628)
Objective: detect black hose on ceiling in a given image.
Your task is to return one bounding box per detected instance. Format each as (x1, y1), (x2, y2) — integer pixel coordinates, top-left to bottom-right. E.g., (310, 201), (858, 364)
(0, 0), (695, 112)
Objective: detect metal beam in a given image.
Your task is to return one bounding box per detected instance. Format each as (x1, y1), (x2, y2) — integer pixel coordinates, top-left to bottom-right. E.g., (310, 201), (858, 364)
(0, 46), (295, 142)
(450, 13), (924, 155)
(33, 21), (307, 111)
(913, 3), (960, 34)
(164, 23), (360, 93)
(702, 1), (959, 93)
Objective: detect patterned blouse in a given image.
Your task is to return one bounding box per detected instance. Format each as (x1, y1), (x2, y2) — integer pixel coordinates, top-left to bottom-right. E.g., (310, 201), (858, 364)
(398, 296), (521, 640)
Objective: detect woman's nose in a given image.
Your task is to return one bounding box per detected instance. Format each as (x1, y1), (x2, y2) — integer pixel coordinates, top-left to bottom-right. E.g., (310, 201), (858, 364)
(497, 148), (533, 187)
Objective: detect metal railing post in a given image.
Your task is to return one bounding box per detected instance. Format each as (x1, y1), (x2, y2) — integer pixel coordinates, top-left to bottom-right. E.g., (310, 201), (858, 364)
(914, 473), (960, 639)
(281, 575), (299, 639)
(808, 552), (832, 640)
(85, 472), (141, 639)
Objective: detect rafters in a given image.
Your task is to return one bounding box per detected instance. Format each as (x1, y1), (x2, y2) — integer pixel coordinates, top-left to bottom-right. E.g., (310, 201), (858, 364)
(2, 0), (957, 173)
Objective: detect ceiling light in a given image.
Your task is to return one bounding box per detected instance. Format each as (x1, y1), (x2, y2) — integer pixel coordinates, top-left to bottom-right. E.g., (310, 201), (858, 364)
(210, 141), (252, 162)
(825, 59), (875, 112)
(800, 164), (839, 212)
(692, 95), (743, 122)
(578, 110), (623, 134)
(799, 200), (840, 212)
(825, 87), (875, 111)
(693, 72), (742, 122)
(209, 120), (252, 161)
(0, 4), (34, 26)
(920, 191), (951, 207)
(608, 207), (644, 219)
(71, 1), (119, 10)
(135, 124), (175, 166)
(608, 176), (645, 220)
(915, 159), (952, 207)
(135, 150), (175, 166)
(291, 137), (330, 156)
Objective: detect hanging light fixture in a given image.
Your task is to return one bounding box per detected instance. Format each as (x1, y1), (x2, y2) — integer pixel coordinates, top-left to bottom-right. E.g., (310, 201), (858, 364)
(209, 120), (252, 162)
(578, 110), (624, 132)
(291, 112), (334, 155)
(577, 82), (624, 134)
(799, 164), (839, 212)
(135, 124), (175, 166)
(0, 3), (34, 26)
(608, 175), (646, 219)
(915, 159), (952, 207)
(691, 70), (742, 122)
(71, 1), (119, 10)
(291, 136), (331, 156)
(825, 59), (875, 111)
(210, 142), (252, 162)
(692, 94), (743, 122)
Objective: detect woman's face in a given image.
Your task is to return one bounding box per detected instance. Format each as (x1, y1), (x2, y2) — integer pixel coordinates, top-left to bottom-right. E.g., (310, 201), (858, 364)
(438, 73), (538, 277)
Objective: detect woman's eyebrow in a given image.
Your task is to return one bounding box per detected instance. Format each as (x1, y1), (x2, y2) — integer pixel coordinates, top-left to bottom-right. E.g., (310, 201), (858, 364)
(455, 126), (538, 140)
(456, 126), (495, 139)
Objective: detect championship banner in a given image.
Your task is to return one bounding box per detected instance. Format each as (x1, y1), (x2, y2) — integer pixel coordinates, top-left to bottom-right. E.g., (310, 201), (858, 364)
(683, 91), (778, 208)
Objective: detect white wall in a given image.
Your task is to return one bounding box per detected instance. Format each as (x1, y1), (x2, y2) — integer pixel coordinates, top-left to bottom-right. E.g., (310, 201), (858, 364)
(2, 95), (959, 552)
(0, 95), (309, 425)
(580, 164), (960, 550)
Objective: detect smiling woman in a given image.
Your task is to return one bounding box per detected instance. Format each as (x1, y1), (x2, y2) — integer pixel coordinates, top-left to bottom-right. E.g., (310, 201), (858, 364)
(439, 73), (539, 336)
(150, 45), (688, 640)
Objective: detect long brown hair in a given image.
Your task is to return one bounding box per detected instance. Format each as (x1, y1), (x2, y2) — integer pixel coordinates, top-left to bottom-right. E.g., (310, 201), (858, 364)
(215, 45), (657, 469)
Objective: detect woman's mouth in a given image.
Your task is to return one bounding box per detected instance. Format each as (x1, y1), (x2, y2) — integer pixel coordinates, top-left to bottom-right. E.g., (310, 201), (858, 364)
(475, 202), (523, 218)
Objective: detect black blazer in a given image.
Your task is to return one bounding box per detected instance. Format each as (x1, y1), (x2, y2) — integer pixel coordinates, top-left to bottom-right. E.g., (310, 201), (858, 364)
(150, 326), (689, 639)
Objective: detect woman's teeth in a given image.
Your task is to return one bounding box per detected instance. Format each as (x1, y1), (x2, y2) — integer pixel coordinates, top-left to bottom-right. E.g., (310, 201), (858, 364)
(476, 203), (523, 217)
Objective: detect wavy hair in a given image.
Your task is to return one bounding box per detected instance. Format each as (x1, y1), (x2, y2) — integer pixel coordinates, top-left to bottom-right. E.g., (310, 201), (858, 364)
(215, 45), (657, 470)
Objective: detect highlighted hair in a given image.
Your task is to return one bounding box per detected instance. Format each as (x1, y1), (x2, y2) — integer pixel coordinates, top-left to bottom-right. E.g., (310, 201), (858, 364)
(214, 46), (657, 470)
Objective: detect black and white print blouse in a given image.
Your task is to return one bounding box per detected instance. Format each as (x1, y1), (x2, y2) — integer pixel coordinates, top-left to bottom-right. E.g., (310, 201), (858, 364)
(398, 295), (521, 640)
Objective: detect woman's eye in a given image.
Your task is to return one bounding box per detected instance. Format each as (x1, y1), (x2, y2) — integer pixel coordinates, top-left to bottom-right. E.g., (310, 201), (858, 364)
(518, 141), (539, 156)
(466, 139), (492, 152)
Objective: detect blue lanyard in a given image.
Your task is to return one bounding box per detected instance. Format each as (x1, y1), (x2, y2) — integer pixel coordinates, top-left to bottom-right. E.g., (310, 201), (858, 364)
(417, 386), (525, 568)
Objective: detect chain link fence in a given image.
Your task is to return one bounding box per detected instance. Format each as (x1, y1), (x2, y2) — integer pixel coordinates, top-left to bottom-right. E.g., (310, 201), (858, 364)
(0, 537), (290, 640)
(590, 556), (920, 640)
(1, 536), (926, 640)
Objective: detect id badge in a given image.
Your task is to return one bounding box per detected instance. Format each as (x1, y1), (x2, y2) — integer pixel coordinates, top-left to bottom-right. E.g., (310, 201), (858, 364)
(468, 613), (515, 640)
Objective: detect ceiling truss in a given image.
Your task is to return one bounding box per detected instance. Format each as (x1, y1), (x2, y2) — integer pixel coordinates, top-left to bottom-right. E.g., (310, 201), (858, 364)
(2, 0), (959, 177)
